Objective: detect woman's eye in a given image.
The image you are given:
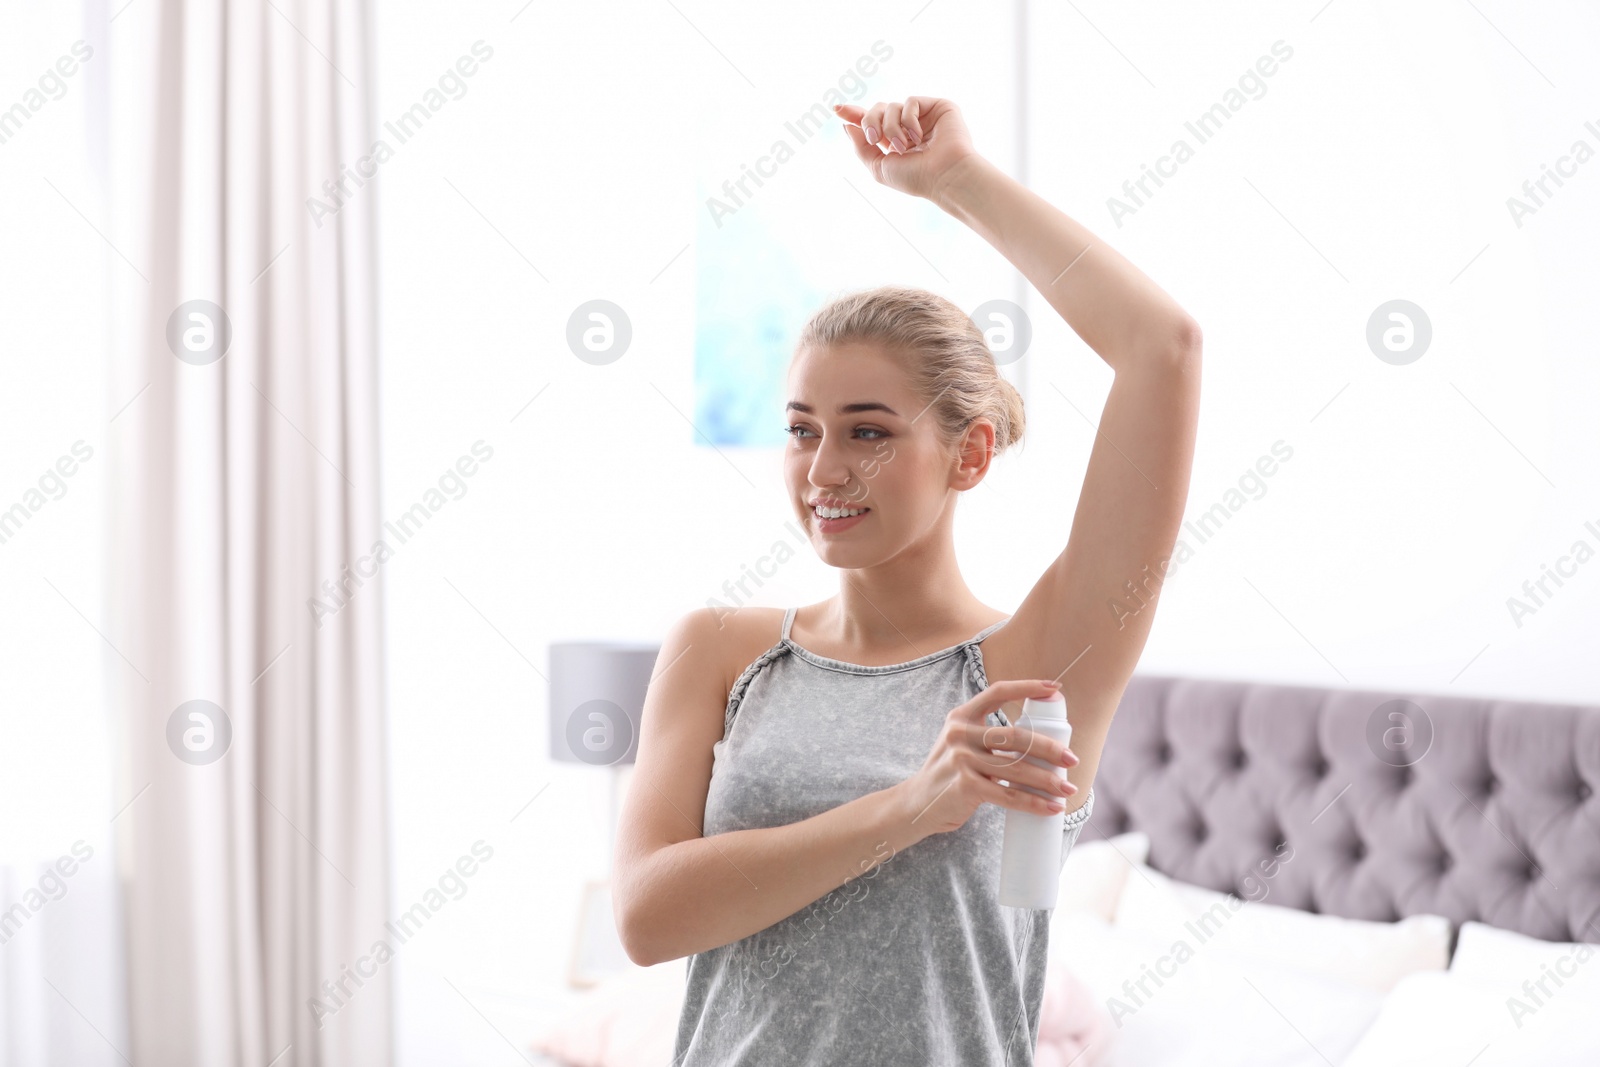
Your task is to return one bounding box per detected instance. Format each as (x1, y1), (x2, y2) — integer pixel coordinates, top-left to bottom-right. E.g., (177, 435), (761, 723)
(784, 425), (889, 440)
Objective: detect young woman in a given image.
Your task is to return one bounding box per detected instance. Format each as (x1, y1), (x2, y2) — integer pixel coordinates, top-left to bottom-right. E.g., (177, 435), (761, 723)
(614, 95), (1201, 1065)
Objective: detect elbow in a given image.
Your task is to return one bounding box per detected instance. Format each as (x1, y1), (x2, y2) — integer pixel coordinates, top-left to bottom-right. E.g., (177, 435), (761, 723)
(1127, 317), (1201, 376)
(615, 905), (658, 968)
(1151, 318), (1202, 387)
(1168, 316), (1203, 363)
(612, 877), (658, 968)
(619, 927), (660, 969)
(617, 915), (686, 969)
(613, 867), (678, 968)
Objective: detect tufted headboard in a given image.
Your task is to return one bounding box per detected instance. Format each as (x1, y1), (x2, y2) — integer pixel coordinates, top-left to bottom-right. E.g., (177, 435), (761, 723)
(1087, 674), (1600, 945)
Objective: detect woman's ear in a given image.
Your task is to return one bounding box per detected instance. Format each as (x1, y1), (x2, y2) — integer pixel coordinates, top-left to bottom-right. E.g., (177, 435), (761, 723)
(952, 418), (996, 489)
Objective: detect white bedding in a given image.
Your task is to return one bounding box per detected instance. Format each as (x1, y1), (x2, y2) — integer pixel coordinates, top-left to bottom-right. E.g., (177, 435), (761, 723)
(528, 862), (1600, 1067)
(1050, 910), (1386, 1067)
(1338, 969), (1599, 1067)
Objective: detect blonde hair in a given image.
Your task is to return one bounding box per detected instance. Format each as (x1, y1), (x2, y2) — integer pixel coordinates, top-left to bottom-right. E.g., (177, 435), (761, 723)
(794, 284), (1026, 456)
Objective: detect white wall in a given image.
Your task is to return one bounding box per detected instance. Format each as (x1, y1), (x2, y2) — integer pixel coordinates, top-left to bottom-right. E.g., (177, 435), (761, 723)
(0, 0), (114, 874)
(1023, 0), (1600, 706)
(0, 3), (128, 1062)
(372, 1), (1598, 1061)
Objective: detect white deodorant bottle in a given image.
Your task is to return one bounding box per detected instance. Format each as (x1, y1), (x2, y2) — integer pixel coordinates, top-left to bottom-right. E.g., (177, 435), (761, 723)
(997, 693), (1073, 909)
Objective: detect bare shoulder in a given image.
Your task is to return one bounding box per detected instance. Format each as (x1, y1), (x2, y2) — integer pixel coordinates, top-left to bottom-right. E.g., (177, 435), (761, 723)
(656, 604), (787, 711)
(712, 605), (788, 695)
(636, 605), (786, 747)
(615, 605), (786, 869)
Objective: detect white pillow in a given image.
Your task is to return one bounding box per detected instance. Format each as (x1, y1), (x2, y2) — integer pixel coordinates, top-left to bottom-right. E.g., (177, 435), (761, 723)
(1449, 921), (1600, 998)
(1113, 862), (1449, 992)
(1050, 911), (1384, 1067)
(1056, 831), (1150, 920)
(1341, 970), (1600, 1067)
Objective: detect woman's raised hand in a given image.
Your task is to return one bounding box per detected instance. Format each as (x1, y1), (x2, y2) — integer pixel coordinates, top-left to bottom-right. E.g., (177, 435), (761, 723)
(831, 96), (977, 201)
(892, 679), (1080, 841)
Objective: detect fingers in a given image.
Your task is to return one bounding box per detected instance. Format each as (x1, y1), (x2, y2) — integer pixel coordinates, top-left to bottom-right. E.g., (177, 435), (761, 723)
(902, 98), (922, 146)
(981, 724), (1079, 768)
(976, 718), (1078, 787)
(972, 721), (1077, 798)
(832, 98), (933, 156)
(831, 103), (885, 166)
(875, 102), (922, 153)
(837, 116), (882, 166)
(858, 101), (898, 153)
(871, 103), (891, 150)
(981, 755), (1078, 799)
(978, 735), (1075, 783)
(956, 679), (1062, 724)
(881, 102), (909, 152)
(976, 774), (1066, 816)
(830, 101), (876, 142)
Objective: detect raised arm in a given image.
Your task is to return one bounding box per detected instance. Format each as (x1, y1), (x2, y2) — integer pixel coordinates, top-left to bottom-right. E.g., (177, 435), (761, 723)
(835, 97), (1201, 800)
(933, 152), (1200, 370)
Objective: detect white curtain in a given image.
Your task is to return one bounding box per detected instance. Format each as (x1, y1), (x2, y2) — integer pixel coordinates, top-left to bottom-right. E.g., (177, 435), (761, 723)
(105, 2), (392, 1065)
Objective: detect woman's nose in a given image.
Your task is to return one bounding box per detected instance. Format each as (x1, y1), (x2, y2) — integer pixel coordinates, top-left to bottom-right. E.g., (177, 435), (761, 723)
(808, 434), (853, 489)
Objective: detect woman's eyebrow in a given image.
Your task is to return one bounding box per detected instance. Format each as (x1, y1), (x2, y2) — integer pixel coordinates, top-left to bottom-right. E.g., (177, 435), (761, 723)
(785, 401), (901, 416)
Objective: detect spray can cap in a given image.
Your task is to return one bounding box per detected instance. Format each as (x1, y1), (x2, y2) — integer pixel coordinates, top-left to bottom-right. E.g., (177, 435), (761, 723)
(1021, 692), (1066, 720)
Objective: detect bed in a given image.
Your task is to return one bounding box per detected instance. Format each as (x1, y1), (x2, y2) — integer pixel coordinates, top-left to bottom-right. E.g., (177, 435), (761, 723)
(528, 673), (1600, 1066)
(1092, 674), (1600, 942)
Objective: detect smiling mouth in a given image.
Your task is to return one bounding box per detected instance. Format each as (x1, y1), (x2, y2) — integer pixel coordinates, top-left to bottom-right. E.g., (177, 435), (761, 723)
(812, 505), (870, 520)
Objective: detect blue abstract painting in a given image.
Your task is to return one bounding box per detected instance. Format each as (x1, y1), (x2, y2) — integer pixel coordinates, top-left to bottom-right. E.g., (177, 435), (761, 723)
(692, 176), (826, 447)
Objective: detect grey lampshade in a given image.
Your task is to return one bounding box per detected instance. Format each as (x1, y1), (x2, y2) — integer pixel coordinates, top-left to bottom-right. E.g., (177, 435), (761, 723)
(547, 641), (660, 766)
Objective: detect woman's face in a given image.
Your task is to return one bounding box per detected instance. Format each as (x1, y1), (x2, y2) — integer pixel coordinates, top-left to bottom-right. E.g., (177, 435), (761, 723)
(784, 341), (986, 568)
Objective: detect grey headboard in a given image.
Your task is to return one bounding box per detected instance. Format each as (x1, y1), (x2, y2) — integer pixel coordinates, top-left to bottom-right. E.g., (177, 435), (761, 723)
(1088, 674), (1600, 945)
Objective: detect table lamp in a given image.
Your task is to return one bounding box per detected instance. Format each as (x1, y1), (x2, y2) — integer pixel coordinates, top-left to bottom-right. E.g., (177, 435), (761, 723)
(547, 640), (659, 985)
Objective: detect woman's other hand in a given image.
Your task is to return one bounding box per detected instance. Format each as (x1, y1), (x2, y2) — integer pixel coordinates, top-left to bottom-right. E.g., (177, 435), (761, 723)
(832, 96), (977, 201)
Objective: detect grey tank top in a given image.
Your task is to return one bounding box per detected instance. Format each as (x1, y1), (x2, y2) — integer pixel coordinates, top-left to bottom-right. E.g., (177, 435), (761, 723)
(672, 606), (1095, 1067)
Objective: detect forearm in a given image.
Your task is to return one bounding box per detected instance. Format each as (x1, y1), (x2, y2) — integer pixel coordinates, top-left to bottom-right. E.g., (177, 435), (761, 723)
(617, 783), (925, 967)
(932, 153), (1197, 369)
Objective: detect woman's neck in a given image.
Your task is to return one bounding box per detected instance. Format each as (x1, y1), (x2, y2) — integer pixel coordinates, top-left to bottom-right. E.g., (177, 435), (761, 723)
(820, 548), (996, 657)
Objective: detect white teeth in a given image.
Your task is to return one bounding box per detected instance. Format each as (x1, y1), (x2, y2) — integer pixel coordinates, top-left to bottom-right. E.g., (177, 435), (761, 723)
(814, 505), (867, 520)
